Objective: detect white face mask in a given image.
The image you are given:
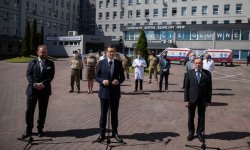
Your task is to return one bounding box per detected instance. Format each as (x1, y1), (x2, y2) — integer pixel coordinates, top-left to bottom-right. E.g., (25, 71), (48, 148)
(73, 54), (77, 57)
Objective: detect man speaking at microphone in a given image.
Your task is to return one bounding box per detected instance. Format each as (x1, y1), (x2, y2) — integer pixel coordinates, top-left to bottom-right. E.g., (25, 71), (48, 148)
(20, 45), (55, 139)
(95, 45), (125, 143)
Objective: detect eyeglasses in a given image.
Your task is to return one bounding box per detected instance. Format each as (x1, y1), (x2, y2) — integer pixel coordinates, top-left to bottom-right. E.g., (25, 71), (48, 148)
(107, 51), (115, 53)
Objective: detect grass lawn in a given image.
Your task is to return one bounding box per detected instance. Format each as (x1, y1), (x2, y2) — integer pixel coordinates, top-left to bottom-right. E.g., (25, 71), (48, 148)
(4, 55), (57, 63)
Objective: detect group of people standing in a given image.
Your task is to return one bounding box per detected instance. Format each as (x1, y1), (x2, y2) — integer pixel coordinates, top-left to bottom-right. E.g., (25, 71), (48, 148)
(20, 44), (213, 145)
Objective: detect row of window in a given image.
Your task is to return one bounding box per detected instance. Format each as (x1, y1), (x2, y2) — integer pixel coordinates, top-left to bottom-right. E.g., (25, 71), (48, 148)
(99, 0), (199, 8)
(98, 3), (242, 20)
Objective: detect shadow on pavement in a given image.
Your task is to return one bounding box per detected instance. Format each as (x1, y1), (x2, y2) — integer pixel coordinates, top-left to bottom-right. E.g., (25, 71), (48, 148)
(121, 92), (150, 95)
(168, 90), (184, 93)
(213, 88), (232, 91)
(212, 93), (235, 96)
(45, 128), (99, 138)
(206, 131), (250, 140)
(210, 102), (228, 106)
(121, 132), (180, 142)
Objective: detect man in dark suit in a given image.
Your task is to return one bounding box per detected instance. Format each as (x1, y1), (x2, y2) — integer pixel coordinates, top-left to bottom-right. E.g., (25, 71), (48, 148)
(159, 52), (171, 92)
(20, 45), (55, 139)
(184, 58), (212, 142)
(95, 45), (125, 143)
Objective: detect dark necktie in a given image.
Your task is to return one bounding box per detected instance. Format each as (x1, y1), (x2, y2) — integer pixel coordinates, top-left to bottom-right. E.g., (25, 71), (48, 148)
(40, 60), (44, 73)
(109, 61), (113, 77)
(196, 70), (201, 83)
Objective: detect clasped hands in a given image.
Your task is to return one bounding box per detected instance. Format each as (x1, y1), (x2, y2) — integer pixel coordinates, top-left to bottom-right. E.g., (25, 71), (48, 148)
(34, 83), (45, 90)
(103, 79), (119, 86)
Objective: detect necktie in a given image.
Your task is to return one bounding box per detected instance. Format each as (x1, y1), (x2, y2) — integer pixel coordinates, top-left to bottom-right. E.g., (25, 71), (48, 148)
(196, 70), (201, 83)
(40, 60), (44, 73)
(109, 61), (113, 77)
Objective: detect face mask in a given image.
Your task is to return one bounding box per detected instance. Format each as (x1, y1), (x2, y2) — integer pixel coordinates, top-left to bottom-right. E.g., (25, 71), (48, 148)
(162, 55), (166, 58)
(190, 56), (195, 60)
(73, 54), (77, 57)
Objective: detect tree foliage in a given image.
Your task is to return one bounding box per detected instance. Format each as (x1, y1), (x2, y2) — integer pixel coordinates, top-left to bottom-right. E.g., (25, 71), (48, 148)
(30, 19), (37, 55)
(39, 26), (44, 45)
(135, 29), (148, 61)
(21, 20), (31, 56)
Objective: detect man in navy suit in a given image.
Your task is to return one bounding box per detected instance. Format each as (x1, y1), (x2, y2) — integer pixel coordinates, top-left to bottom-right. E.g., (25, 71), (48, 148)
(95, 45), (125, 143)
(184, 58), (212, 142)
(20, 45), (55, 139)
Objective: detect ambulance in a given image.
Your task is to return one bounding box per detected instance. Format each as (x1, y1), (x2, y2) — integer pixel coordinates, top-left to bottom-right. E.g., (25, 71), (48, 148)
(158, 48), (192, 65)
(199, 49), (233, 66)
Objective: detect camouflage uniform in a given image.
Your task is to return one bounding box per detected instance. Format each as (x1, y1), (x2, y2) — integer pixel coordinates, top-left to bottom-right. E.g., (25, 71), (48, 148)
(121, 55), (131, 81)
(70, 57), (83, 92)
(148, 54), (159, 83)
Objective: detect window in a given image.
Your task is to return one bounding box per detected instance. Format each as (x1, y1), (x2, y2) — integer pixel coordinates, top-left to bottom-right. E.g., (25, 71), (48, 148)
(105, 24), (109, 31)
(120, 11), (124, 19)
(181, 7), (187, 16)
(201, 21), (207, 24)
(106, 12), (109, 19)
(192, 6), (197, 15)
(145, 0), (149, 4)
(136, 10), (141, 18)
(4, 0), (10, 4)
(121, 0), (125, 6)
(128, 10), (132, 19)
(120, 24), (124, 31)
(61, 0), (64, 7)
(137, 0), (141, 4)
(145, 9), (149, 17)
(191, 21), (196, 24)
(40, 6), (45, 13)
(213, 20), (218, 24)
(61, 12), (64, 19)
(172, 7), (177, 16)
(136, 23), (140, 26)
(154, 0), (159, 4)
(202, 6), (207, 15)
(224, 20), (230, 24)
(26, 1), (29, 10)
(106, 0), (110, 7)
(182, 0), (187, 1)
(162, 8), (167, 16)
(99, 13), (103, 20)
(98, 25), (102, 31)
(181, 21), (186, 25)
(236, 4), (242, 14)
(113, 12), (117, 19)
(162, 22), (167, 25)
(224, 4), (230, 14)
(113, 0), (117, 7)
(153, 9), (158, 17)
(67, 2), (70, 9)
(235, 20), (242, 24)
(213, 5), (219, 15)
(99, 1), (103, 8)
(129, 0), (133, 5)
(172, 0), (177, 3)
(153, 22), (158, 25)
(112, 24), (116, 31)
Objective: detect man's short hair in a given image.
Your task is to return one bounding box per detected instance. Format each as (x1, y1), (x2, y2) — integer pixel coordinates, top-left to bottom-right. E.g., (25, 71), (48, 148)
(37, 45), (47, 51)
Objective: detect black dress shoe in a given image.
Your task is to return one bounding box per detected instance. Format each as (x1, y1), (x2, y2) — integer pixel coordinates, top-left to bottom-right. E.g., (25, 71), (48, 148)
(187, 135), (194, 141)
(197, 134), (205, 142)
(112, 133), (123, 143)
(69, 90), (73, 93)
(20, 130), (32, 139)
(38, 129), (44, 137)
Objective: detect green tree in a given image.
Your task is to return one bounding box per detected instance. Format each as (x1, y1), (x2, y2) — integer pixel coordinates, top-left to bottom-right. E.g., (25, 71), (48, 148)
(37, 33), (41, 46)
(39, 26), (44, 45)
(135, 29), (148, 61)
(30, 19), (37, 55)
(21, 20), (31, 56)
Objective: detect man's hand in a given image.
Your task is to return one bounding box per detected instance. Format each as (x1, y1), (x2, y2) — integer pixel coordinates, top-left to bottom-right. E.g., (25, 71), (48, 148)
(112, 79), (119, 85)
(34, 83), (45, 90)
(163, 69), (167, 72)
(185, 102), (189, 107)
(103, 80), (109, 86)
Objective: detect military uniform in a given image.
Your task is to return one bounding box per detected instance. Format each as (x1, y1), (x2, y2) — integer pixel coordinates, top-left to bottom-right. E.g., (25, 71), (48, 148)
(86, 55), (97, 81)
(121, 55), (131, 81)
(148, 54), (159, 83)
(70, 57), (83, 93)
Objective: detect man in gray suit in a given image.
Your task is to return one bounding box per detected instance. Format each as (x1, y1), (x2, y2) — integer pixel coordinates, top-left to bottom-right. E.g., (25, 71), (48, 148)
(182, 53), (196, 89)
(184, 58), (212, 142)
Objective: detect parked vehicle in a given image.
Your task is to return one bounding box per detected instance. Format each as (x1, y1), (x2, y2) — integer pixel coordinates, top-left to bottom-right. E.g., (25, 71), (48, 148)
(199, 49), (233, 66)
(158, 48), (192, 65)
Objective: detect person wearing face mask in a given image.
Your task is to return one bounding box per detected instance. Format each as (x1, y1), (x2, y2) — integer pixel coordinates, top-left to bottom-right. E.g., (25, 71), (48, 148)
(132, 51), (147, 92)
(69, 50), (83, 93)
(203, 54), (215, 78)
(182, 53), (196, 89)
(159, 52), (171, 92)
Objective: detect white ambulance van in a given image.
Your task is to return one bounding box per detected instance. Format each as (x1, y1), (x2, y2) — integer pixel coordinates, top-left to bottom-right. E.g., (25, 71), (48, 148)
(199, 49), (233, 66)
(158, 48), (192, 65)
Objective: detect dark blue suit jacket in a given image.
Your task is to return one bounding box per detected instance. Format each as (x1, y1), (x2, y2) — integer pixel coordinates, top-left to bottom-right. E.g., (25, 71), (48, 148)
(95, 59), (125, 99)
(184, 69), (212, 104)
(26, 58), (55, 96)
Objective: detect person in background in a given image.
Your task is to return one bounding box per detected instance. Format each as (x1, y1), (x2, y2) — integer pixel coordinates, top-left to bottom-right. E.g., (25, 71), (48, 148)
(132, 52), (147, 92)
(78, 49), (84, 80)
(159, 52), (171, 92)
(69, 50), (83, 93)
(247, 54), (250, 66)
(148, 51), (159, 84)
(203, 53), (215, 78)
(182, 53), (196, 89)
(121, 53), (132, 81)
(86, 52), (97, 94)
(184, 58), (212, 142)
(20, 45), (55, 139)
(99, 51), (107, 61)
